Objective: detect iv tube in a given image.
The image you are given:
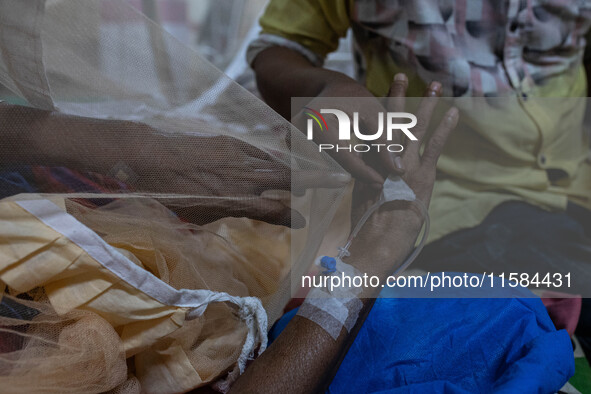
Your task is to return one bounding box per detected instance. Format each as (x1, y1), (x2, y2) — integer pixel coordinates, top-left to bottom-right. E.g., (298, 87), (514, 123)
(336, 196), (430, 275)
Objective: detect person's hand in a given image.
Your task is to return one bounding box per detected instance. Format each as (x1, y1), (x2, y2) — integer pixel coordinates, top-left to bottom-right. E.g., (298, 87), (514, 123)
(0, 104), (349, 228)
(132, 133), (350, 227)
(347, 75), (458, 278)
(292, 74), (442, 189)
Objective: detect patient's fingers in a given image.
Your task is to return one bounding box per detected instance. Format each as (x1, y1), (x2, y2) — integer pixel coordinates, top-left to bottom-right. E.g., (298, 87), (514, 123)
(385, 73), (408, 172)
(291, 170), (351, 192)
(250, 169), (351, 195)
(405, 81), (441, 158)
(387, 73), (408, 113)
(171, 197), (307, 228)
(421, 107), (458, 168)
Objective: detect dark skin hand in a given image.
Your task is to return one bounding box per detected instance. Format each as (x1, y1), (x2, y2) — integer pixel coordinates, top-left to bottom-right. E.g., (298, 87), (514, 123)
(229, 77), (459, 394)
(0, 103), (349, 227)
(253, 46), (432, 189)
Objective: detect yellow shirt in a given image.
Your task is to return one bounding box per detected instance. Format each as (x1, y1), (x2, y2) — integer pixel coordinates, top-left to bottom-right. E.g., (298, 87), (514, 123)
(255, 0), (591, 242)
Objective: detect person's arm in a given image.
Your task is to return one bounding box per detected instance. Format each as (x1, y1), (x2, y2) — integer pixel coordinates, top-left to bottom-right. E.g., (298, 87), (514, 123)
(229, 216), (419, 394)
(230, 81), (459, 393)
(0, 103), (137, 173)
(253, 47), (443, 188)
(0, 103), (348, 226)
(253, 47), (363, 119)
(253, 47), (404, 187)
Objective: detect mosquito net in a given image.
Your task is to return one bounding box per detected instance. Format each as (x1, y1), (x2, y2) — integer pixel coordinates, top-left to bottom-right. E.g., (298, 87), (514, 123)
(0, 0), (349, 392)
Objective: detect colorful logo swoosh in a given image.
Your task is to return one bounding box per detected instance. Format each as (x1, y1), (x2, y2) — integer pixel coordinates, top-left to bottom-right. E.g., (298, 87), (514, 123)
(304, 107), (329, 131)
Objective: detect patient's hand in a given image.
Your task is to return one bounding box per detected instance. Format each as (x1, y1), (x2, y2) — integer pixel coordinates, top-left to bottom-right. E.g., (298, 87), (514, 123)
(133, 134), (349, 227)
(230, 77), (458, 393)
(0, 104), (348, 227)
(348, 75), (458, 279)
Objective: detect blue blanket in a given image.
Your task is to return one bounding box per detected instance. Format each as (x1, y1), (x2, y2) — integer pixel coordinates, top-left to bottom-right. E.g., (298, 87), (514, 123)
(269, 274), (574, 393)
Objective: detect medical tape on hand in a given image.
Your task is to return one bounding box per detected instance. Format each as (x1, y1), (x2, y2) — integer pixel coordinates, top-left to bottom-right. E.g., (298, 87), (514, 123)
(382, 175), (416, 202)
(297, 255), (364, 339)
(298, 176), (427, 339)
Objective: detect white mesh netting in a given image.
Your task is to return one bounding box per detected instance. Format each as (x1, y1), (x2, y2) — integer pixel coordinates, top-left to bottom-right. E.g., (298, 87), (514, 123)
(0, 0), (349, 392)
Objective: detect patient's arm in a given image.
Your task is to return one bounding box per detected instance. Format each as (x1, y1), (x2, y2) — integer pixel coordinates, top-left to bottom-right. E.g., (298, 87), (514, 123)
(230, 81), (459, 393)
(0, 103), (347, 226)
(0, 103), (139, 173)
